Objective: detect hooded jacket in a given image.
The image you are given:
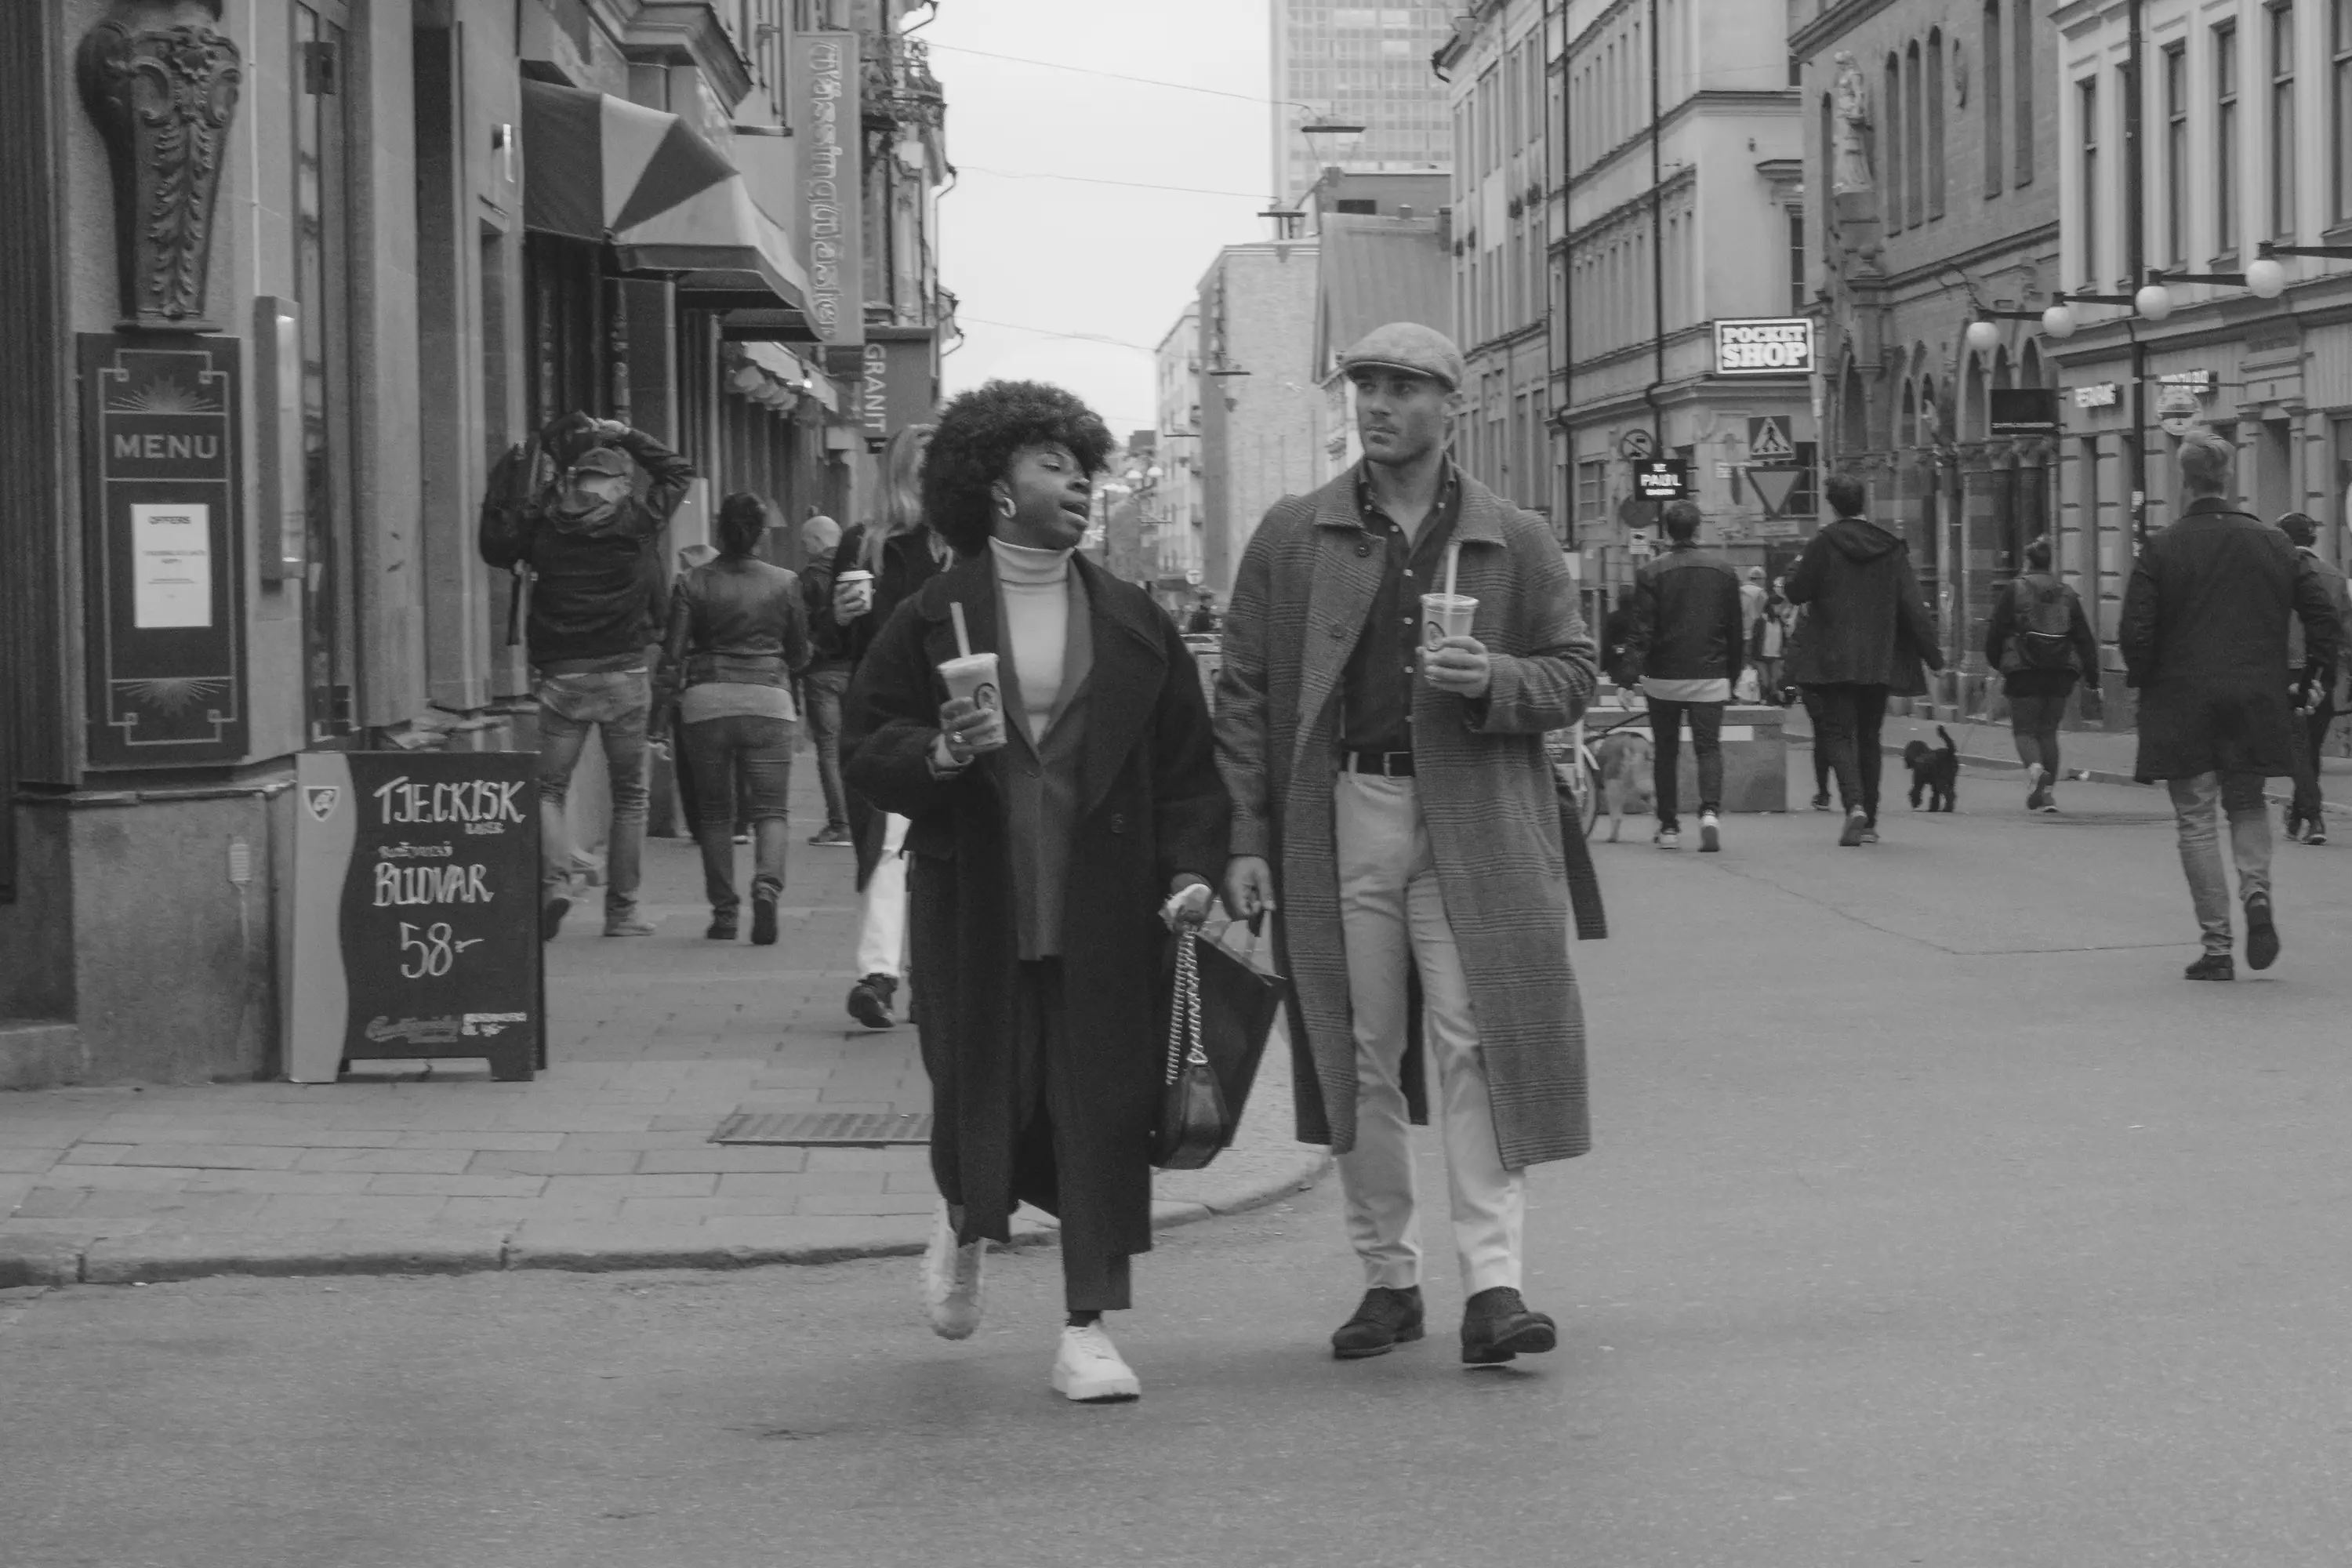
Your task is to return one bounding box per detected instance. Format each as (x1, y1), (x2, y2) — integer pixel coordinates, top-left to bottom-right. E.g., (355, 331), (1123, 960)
(1784, 516), (1941, 693)
(1627, 541), (1745, 690)
(480, 427), (695, 668)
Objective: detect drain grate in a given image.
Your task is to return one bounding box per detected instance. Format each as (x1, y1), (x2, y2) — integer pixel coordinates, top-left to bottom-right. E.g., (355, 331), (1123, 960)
(711, 1110), (934, 1145)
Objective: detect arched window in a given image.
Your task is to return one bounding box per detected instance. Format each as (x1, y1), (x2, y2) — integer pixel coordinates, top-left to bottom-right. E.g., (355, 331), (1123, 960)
(1906, 42), (1926, 227)
(1840, 362), (1870, 457)
(1900, 382), (1919, 448)
(1926, 31), (1947, 218)
(1984, 1), (2005, 197)
(1886, 53), (1906, 230)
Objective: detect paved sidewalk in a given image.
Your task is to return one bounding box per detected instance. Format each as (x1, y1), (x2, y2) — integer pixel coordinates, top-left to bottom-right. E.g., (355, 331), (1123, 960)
(0, 754), (1325, 1286)
(1783, 702), (2352, 815)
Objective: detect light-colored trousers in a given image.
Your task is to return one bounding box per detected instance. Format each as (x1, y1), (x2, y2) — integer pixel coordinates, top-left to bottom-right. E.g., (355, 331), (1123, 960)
(855, 813), (909, 979)
(1332, 773), (1525, 1295)
(2166, 771), (2272, 956)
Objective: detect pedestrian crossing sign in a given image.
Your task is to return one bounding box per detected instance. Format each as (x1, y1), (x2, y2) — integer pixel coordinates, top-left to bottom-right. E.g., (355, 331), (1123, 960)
(1748, 416), (1795, 464)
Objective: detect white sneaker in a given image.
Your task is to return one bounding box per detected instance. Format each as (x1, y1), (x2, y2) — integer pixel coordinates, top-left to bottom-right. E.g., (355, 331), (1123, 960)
(1697, 811), (1722, 853)
(918, 1203), (985, 1341)
(1653, 828), (1679, 850)
(1051, 1322), (1142, 1403)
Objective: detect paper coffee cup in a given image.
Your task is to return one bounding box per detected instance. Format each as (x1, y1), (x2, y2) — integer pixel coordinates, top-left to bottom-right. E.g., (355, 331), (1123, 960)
(837, 568), (875, 612)
(938, 652), (1000, 714)
(1420, 593), (1477, 651)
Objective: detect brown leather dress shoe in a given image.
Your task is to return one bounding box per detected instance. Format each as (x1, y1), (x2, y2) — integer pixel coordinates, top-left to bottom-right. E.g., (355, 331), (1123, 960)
(1460, 1286), (1558, 1364)
(1330, 1286), (1424, 1359)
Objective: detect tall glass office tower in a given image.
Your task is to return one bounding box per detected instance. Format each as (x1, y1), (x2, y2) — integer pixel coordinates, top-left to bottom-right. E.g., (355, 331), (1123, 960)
(1270, 2), (1457, 202)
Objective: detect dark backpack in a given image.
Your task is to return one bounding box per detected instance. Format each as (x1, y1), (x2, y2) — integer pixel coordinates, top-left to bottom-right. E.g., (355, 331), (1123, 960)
(2009, 575), (2074, 671)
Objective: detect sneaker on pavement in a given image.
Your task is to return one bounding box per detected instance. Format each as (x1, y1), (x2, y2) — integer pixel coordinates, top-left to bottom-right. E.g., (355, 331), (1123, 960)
(808, 825), (854, 848)
(603, 915), (656, 938)
(704, 911), (738, 942)
(1697, 811), (1722, 853)
(2038, 788), (2061, 815)
(1838, 808), (1869, 847)
(1330, 1286), (1425, 1360)
(2184, 953), (2235, 982)
(2245, 895), (2281, 971)
(1052, 1323), (1142, 1403)
(541, 895), (571, 943)
(1858, 825), (1880, 844)
(848, 973), (898, 1030)
(1810, 791), (1834, 812)
(2308, 825), (2328, 845)
(919, 1203), (985, 1341)
(1459, 1286), (1558, 1365)
(1653, 828), (1680, 850)
(2024, 762), (2048, 811)
(750, 880), (782, 947)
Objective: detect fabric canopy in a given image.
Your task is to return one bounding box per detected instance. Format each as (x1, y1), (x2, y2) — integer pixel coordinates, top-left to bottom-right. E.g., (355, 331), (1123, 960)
(521, 80), (736, 244)
(614, 160), (811, 314)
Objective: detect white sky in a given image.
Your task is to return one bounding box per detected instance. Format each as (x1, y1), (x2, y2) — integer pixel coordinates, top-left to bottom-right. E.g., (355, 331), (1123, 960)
(922, 1), (1277, 442)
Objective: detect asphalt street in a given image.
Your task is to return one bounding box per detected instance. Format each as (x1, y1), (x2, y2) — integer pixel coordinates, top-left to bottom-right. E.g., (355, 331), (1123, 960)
(7, 766), (2352, 1568)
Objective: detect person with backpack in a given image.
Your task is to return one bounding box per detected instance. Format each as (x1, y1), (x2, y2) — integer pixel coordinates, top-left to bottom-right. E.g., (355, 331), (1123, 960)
(479, 412), (694, 939)
(1985, 537), (2101, 812)
(2275, 512), (2352, 844)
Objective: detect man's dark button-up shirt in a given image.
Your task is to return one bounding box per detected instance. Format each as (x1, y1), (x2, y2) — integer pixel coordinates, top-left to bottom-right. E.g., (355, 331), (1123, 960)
(1339, 462), (1462, 755)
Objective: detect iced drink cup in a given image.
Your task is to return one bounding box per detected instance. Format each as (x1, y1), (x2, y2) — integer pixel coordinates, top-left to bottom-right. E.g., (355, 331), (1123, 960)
(1420, 593), (1477, 652)
(938, 652), (1004, 750)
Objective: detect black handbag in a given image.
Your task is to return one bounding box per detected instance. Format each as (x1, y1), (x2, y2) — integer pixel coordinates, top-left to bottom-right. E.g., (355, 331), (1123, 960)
(1152, 916), (1287, 1171)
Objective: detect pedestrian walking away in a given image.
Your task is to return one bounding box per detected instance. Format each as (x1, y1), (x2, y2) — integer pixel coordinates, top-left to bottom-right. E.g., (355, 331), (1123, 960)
(1784, 471), (1943, 847)
(479, 412), (693, 939)
(1216, 321), (1597, 1368)
(1984, 537), (2102, 813)
(843, 380), (1229, 1404)
(833, 423), (947, 1030)
(2275, 511), (2352, 844)
(1625, 499), (1744, 852)
(2122, 434), (2341, 980)
(797, 512), (856, 849)
(653, 493), (812, 946)
(1739, 566), (1768, 648)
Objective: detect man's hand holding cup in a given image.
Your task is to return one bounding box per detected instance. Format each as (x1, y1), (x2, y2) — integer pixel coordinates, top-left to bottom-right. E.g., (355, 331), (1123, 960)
(1418, 592), (1490, 697)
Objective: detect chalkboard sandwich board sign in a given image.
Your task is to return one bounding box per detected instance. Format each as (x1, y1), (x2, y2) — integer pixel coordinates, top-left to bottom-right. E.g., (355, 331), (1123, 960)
(289, 753), (544, 1082)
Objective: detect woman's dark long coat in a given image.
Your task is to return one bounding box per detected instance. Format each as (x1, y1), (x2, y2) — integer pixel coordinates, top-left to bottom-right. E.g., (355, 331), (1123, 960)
(841, 552), (1229, 1251)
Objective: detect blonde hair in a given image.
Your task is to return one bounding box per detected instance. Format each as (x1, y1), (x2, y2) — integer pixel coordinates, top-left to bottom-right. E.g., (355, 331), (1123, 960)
(865, 423), (938, 574)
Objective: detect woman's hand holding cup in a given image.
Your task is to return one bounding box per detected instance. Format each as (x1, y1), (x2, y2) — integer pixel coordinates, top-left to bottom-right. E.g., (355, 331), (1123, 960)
(938, 693), (1005, 762)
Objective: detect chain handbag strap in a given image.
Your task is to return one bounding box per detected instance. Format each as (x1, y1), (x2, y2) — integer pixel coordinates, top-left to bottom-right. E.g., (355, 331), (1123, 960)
(1163, 927), (1206, 1086)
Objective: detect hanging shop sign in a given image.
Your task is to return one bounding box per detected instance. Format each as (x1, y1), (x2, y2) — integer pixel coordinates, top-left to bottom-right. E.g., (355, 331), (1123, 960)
(2073, 383), (2121, 409)
(289, 753), (544, 1083)
(856, 328), (941, 450)
(2157, 386), (2205, 438)
(1713, 318), (1815, 376)
(790, 33), (865, 347)
(1988, 388), (2062, 437)
(2158, 370), (2216, 390)
(1634, 459), (1691, 500)
(80, 334), (248, 768)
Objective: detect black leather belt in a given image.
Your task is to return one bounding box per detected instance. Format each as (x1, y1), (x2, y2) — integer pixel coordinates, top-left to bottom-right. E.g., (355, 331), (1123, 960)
(1341, 750), (1414, 777)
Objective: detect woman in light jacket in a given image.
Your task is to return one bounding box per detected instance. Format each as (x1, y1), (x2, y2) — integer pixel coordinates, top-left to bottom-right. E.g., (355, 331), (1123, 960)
(843, 381), (1228, 1405)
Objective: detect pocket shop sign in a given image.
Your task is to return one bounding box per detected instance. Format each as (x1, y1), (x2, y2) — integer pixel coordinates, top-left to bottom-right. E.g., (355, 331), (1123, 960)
(289, 752), (543, 1082)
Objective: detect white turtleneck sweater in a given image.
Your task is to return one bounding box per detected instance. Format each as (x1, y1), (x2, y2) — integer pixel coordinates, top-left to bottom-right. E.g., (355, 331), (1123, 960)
(989, 537), (1073, 740)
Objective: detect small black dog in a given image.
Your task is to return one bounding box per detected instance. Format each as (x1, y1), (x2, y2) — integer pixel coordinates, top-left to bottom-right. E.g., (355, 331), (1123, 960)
(1904, 725), (1958, 811)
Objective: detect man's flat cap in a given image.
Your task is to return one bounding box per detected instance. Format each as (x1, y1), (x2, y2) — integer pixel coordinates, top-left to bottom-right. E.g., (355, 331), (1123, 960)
(1338, 322), (1466, 391)
(572, 446), (632, 477)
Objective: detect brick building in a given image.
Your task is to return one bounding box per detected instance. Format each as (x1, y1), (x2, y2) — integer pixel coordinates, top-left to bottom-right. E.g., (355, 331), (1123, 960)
(1196, 241), (1322, 594)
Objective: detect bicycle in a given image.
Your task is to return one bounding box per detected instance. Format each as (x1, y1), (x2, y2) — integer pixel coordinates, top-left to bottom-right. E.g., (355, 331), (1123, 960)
(1551, 705), (1653, 840)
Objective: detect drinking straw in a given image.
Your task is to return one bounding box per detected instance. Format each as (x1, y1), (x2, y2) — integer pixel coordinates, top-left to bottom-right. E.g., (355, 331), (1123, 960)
(950, 601), (971, 659)
(1443, 540), (1461, 601)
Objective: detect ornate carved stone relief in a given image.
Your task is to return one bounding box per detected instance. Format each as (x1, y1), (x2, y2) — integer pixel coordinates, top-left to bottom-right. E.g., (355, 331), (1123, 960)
(78, 0), (243, 332)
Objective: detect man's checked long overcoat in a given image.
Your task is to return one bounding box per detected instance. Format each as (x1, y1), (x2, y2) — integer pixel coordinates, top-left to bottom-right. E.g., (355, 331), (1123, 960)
(1214, 466), (1598, 1169)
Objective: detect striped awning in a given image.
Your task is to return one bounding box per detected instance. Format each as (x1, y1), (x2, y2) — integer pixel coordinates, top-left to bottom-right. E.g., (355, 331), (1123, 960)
(521, 82), (808, 313)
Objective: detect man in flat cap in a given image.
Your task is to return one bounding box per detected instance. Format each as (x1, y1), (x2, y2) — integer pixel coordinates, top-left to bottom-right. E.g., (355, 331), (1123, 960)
(1215, 321), (1597, 1365)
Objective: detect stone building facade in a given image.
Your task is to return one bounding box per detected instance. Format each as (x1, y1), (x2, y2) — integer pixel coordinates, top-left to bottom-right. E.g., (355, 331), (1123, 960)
(0, 0), (950, 1087)
(1196, 241), (1322, 595)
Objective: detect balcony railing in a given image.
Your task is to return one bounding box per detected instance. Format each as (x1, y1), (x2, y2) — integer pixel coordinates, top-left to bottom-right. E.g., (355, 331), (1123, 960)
(862, 33), (944, 131)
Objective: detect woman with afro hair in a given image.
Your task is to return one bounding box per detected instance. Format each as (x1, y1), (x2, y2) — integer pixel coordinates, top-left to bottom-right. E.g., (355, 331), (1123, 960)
(843, 381), (1229, 1403)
